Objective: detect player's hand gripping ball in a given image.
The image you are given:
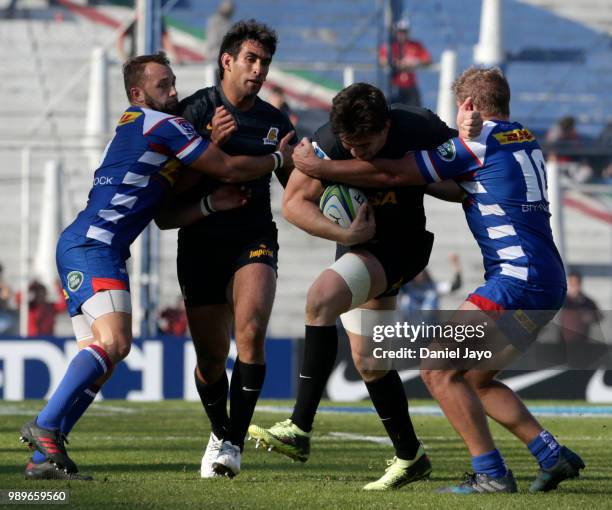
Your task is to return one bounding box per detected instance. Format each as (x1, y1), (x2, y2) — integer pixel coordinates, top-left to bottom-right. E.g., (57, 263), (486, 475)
(319, 184), (368, 228)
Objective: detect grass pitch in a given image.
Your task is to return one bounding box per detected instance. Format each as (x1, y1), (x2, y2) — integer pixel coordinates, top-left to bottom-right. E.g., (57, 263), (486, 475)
(0, 400), (610, 509)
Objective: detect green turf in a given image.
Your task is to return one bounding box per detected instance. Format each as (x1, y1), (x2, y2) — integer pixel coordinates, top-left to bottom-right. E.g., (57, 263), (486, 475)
(0, 400), (610, 509)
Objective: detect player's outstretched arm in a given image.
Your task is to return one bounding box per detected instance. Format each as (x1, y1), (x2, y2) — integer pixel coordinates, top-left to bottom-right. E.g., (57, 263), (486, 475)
(283, 169), (375, 245)
(293, 138), (426, 187)
(155, 185), (249, 230)
(188, 130), (294, 183)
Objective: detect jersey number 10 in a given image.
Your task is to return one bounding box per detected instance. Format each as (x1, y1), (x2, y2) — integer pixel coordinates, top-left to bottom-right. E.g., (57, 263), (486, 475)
(513, 149), (549, 203)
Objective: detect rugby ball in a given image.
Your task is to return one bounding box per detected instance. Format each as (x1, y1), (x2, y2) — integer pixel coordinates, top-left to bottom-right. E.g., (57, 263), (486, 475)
(319, 184), (367, 228)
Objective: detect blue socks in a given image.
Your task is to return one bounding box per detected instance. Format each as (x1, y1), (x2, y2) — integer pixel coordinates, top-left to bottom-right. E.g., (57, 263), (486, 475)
(36, 346), (111, 431)
(528, 430), (561, 469)
(472, 448), (508, 478)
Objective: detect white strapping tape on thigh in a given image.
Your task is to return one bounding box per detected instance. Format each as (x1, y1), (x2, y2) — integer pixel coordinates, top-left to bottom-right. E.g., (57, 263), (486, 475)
(328, 253), (371, 308)
(340, 308), (397, 336)
(71, 314), (94, 343)
(81, 290), (132, 326)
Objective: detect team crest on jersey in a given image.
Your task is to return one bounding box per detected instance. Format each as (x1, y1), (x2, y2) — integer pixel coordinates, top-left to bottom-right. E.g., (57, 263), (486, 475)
(170, 118), (197, 139)
(118, 111), (142, 126)
(436, 140), (456, 162)
(67, 271), (84, 292)
(263, 127), (279, 145)
(493, 128), (535, 145)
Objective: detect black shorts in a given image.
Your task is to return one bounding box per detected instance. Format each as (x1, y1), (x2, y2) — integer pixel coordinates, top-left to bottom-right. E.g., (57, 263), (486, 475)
(336, 230), (434, 298)
(177, 226), (279, 306)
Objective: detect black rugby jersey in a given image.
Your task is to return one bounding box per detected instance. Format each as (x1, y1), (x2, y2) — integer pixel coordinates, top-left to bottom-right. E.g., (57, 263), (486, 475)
(176, 85), (297, 235)
(314, 105), (457, 246)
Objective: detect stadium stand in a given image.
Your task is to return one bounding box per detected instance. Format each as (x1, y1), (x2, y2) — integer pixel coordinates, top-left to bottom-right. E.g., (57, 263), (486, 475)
(0, 0), (609, 337)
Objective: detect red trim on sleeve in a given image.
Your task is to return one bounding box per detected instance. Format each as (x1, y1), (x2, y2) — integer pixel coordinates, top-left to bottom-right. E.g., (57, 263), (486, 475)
(148, 143), (173, 156)
(92, 277), (128, 293)
(144, 115), (177, 136)
(175, 136), (199, 157)
(459, 138), (484, 167)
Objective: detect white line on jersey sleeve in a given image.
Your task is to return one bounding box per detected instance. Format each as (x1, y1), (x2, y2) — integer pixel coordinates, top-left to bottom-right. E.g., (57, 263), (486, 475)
(122, 172), (150, 188)
(110, 193), (138, 209)
(97, 209), (125, 224)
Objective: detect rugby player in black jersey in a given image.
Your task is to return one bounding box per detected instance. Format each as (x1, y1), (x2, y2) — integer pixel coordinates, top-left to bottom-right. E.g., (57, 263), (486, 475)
(248, 83), (482, 490)
(158, 20), (296, 478)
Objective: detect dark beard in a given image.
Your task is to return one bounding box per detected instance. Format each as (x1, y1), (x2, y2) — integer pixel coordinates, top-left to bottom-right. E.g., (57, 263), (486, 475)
(143, 92), (178, 114)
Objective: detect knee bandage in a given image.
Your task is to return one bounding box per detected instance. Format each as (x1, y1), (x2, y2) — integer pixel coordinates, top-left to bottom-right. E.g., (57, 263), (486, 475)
(328, 253), (371, 308)
(80, 290), (132, 326)
(340, 308), (397, 337)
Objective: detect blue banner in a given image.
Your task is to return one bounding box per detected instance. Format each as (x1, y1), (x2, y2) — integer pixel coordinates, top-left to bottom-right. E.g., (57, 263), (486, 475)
(0, 337), (294, 401)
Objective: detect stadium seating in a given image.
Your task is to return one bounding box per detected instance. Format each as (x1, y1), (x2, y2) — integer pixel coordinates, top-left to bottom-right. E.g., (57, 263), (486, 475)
(0, 0), (609, 337)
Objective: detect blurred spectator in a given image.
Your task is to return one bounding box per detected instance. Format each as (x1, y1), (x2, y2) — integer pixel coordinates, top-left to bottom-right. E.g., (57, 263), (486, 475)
(0, 263), (17, 334)
(399, 253), (462, 317)
(268, 86), (299, 127)
(117, 15), (182, 65)
(16, 280), (67, 336)
(559, 270), (602, 344)
(158, 297), (188, 336)
(600, 162), (612, 184)
(546, 115), (593, 183)
(0, 262), (13, 311)
(203, 0), (234, 62)
(378, 18), (431, 107)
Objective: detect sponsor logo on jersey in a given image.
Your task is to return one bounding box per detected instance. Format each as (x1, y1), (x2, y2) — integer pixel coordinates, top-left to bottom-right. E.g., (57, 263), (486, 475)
(436, 140), (456, 161)
(93, 176), (114, 186)
(263, 127), (280, 145)
(249, 244), (274, 258)
(118, 111), (143, 126)
(67, 271), (84, 292)
(493, 128), (535, 145)
(170, 118), (197, 139)
(522, 203), (549, 212)
(368, 191), (398, 206)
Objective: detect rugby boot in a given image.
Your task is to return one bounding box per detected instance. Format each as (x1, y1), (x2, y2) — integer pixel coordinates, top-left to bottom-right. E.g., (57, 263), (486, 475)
(212, 440), (241, 478)
(248, 419), (311, 462)
(201, 432), (223, 478)
(438, 470), (518, 494)
(19, 420), (77, 474)
(529, 446), (585, 493)
(363, 446), (432, 490)
(25, 458), (92, 481)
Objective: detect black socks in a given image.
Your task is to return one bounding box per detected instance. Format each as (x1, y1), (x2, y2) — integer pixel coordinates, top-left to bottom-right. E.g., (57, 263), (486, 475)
(365, 370), (420, 460)
(291, 325), (338, 432)
(194, 368), (229, 439)
(227, 359), (266, 449)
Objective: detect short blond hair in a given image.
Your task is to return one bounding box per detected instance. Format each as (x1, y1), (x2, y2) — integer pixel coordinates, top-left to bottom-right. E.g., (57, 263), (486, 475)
(452, 66), (510, 117)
